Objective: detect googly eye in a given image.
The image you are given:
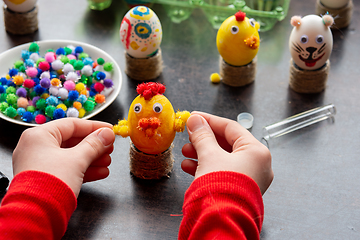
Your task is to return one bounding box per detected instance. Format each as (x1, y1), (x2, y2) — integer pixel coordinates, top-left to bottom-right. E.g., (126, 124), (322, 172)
(153, 103), (163, 113)
(231, 26), (239, 34)
(315, 35), (324, 44)
(134, 103), (142, 113)
(300, 35), (308, 44)
(249, 18), (256, 28)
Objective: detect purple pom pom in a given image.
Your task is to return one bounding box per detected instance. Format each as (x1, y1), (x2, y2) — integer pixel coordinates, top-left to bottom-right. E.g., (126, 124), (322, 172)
(103, 79), (114, 88)
(16, 88), (27, 97)
(40, 78), (51, 89)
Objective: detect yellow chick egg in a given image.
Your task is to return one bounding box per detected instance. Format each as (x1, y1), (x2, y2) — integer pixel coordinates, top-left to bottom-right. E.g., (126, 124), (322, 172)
(4, 0), (37, 13)
(114, 82), (189, 155)
(216, 11), (260, 66)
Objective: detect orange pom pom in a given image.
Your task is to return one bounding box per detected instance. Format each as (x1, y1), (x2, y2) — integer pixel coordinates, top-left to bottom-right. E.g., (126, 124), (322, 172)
(94, 94), (105, 104)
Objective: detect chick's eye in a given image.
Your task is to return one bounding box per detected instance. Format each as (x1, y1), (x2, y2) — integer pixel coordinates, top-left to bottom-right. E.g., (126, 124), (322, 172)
(231, 26), (239, 34)
(153, 103), (163, 113)
(300, 35), (308, 44)
(316, 35), (324, 44)
(134, 103), (142, 113)
(249, 18), (256, 27)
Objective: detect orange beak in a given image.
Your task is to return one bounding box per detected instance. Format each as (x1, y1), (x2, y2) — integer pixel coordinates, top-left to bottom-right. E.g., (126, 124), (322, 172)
(138, 117), (161, 137)
(244, 35), (259, 49)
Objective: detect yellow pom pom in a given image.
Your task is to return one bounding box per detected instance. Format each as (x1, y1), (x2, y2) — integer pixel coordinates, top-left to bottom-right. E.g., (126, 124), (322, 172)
(75, 82), (86, 92)
(210, 73), (221, 83)
(12, 75), (24, 85)
(57, 103), (67, 111)
(113, 120), (130, 137)
(41, 93), (50, 99)
(5, 74), (10, 80)
(78, 108), (86, 118)
(175, 111), (190, 132)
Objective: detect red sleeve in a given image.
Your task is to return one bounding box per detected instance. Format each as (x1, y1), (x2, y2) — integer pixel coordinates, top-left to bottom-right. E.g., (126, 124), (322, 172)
(0, 170), (77, 240)
(179, 171), (264, 240)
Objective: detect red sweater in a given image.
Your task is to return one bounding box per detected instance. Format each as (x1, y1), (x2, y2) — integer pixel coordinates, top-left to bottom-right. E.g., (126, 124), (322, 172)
(0, 171), (263, 239)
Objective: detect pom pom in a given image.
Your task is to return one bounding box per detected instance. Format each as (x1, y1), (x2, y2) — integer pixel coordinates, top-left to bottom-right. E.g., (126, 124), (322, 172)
(78, 53), (89, 60)
(51, 60), (64, 71)
(9, 68), (18, 77)
(103, 79), (114, 88)
(78, 108), (86, 118)
(97, 58), (105, 65)
(36, 98), (47, 110)
(34, 85), (46, 95)
(322, 14), (334, 27)
(0, 85), (4, 94)
(77, 94), (87, 104)
(74, 60), (84, 71)
(44, 52), (56, 63)
(16, 88), (27, 97)
(17, 107), (26, 116)
(6, 86), (16, 94)
(6, 93), (18, 105)
(56, 47), (65, 55)
(29, 52), (40, 62)
(35, 114), (47, 124)
(81, 65), (93, 76)
(136, 82), (166, 100)
(210, 73), (221, 83)
(62, 63), (74, 75)
(58, 88), (69, 100)
(25, 59), (35, 67)
(38, 61), (50, 71)
(57, 103), (68, 111)
(45, 105), (56, 118)
(49, 86), (59, 96)
(40, 78), (51, 88)
(94, 82), (105, 93)
(51, 78), (61, 87)
(21, 50), (30, 60)
(67, 107), (79, 118)
(291, 16), (302, 27)
(12, 75), (24, 85)
(83, 100), (95, 111)
(17, 97), (29, 108)
(26, 105), (35, 113)
(68, 90), (79, 101)
(23, 79), (35, 88)
(66, 72), (79, 82)
(94, 94), (105, 104)
(26, 67), (38, 78)
(5, 106), (17, 118)
(32, 96), (40, 106)
(64, 80), (76, 91)
(29, 42), (40, 53)
(0, 102), (9, 112)
(96, 71), (106, 80)
(83, 57), (94, 66)
(103, 62), (113, 72)
(235, 11), (246, 22)
(46, 96), (59, 106)
(53, 108), (65, 119)
(75, 46), (83, 54)
(73, 101), (82, 110)
(75, 82), (86, 92)
(21, 111), (34, 123)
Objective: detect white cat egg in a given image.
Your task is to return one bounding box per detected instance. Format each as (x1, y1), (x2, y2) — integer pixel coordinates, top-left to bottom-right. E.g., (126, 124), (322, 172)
(320, 0), (349, 9)
(289, 14), (333, 70)
(4, 0), (37, 13)
(120, 6), (162, 59)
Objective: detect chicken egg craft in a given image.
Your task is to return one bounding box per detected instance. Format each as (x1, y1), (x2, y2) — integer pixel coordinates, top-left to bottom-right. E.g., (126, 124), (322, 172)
(113, 82), (190, 179)
(316, 0), (353, 29)
(3, 0), (38, 34)
(216, 11), (260, 87)
(120, 6), (163, 81)
(289, 14), (334, 93)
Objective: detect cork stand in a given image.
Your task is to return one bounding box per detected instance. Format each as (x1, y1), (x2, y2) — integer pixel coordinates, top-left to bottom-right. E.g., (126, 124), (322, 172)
(219, 56), (257, 87)
(316, 0), (353, 29)
(3, 5), (38, 35)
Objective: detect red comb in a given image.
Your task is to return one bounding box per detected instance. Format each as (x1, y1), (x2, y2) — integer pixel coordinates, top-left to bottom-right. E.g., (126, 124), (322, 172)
(136, 82), (166, 100)
(235, 11), (246, 21)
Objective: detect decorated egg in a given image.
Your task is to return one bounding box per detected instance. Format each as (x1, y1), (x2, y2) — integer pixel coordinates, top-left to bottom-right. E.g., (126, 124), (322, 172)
(289, 14), (333, 70)
(3, 0), (37, 13)
(320, 0), (349, 9)
(120, 6), (162, 59)
(217, 11), (260, 66)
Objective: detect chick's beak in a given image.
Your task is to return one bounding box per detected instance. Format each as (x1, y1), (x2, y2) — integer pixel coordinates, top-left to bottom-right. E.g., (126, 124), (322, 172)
(244, 35), (259, 49)
(138, 117), (161, 137)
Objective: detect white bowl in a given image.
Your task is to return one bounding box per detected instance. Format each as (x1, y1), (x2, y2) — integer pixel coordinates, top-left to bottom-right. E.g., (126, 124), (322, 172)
(0, 40), (122, 127)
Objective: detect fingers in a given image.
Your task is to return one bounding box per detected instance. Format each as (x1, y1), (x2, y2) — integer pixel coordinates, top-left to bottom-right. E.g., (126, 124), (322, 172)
(182, 143), (197, 159)
(83, 167), (110, 183)
(181, 159), (198, 176)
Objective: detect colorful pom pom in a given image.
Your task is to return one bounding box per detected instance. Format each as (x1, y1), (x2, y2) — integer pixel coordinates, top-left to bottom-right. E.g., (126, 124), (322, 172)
(21, 111), (33, 122)
(64, 80), (76, 91)
(35, 114), (47, 124)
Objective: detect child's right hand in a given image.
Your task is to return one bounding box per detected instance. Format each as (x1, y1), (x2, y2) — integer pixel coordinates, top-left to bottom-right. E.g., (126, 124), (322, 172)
(181, 111), (273, 195)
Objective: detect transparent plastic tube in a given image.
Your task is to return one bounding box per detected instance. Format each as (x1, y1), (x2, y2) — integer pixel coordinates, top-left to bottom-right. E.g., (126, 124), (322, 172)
(262, 104), (336, 142)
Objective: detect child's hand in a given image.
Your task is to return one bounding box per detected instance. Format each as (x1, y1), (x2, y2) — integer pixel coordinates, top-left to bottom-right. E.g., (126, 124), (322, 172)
(12, 118), (115, 197)
(181, 112), (273, 195)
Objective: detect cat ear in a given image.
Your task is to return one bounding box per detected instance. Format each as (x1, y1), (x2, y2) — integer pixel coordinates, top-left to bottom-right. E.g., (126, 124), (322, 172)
(290, 16), (302, 27)
(322, 14), (334, 27)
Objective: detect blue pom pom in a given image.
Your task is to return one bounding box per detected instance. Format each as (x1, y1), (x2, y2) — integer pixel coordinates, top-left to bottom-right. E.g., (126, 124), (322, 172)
(56, 48), (65, 55)
(33, 110), (43, 117)
(6, 80), (16, 87)
(83, 57), (94, 66)
(46, 96), (59, 106)
(34, 84), (46, 95)
(21, 50), (30, 60)
(68, 90), (79, 101)
(89, 90), (97, 97)
(9, 68), (18, 77)
(37, 68), (43, 76)
(25, 59), (35, 67)
(17, 107), (26, 116)
(77, 94), (87, 104)
(32, 77), (40, 85)
(0, 85), (5, 94)
(96, 71), (106, 80)
(0, 77), (7, 85)
(75, 46), (83, 54)
(22, 111), (34, 123)
(53, 108), (65, 119)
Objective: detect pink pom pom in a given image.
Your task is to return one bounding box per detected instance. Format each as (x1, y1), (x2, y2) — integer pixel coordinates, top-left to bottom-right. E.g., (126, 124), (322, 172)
(38, 61), (50, 71)
(44, 52), (56, 63)
(64, 80), (76, 91)
(94, 82), (105, 93)
(25, 67), (38, 78)
(35, 114), (47, 124)
(17, 97), (29, 108)
(67, 54), (76, 60)
(290, 16), (302, 27)
(322, 15), (334, 27)
(23, 79), (35, 88)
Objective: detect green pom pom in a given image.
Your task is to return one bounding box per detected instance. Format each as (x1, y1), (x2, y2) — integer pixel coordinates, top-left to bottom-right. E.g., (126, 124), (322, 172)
(18, 65), (26, 73)
(97, 58), (105, 65)
(0, 93), (7, 102)
(0, 102), (9, 112)
(36, 98), (47, 110)
(27, 105), (35, 113)
(5, 106), (17, 118)
(103, 62), (113, 72)
(46, 49), (54, 52)
(6, 86), (16, 94)
(78, 53), (89, 60)
(74, 60), (84, 70)
(14, 60), (24, 69)
(69, 59), (76, 66)
(36, 58), (45, 65)
(83, 100), (95, 112)
(30, 91), (37, 99)
(63, 99), (73, 107)
(60, 56), (70, 64)
(29, 42), (40, 53)
(45, 105), (56, 119)
(6, 93), (18, 105)
(64, 47), (72, 55)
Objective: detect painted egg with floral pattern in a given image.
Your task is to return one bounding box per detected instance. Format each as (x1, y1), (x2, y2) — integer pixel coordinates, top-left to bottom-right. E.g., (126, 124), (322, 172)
(120, 6), (162, 58)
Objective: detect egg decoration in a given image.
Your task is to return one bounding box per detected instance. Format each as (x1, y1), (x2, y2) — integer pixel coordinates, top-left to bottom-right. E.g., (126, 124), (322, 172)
(289, 14), (334, 70)
(120, 6), (162, 59)
(216, 11), (260, 66)
(320, 0), (349, 9)
(3, 0), (37, 13)
(113, 82), (190, 155)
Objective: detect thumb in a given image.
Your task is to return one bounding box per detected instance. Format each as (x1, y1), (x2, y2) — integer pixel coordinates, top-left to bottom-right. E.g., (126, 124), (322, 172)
(187, 114), (218, 158)
(74, 127), (115, 167)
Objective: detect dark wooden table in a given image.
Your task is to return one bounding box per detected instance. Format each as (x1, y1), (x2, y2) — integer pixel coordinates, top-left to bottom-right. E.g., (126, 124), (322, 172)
(0, 0), (359, 239)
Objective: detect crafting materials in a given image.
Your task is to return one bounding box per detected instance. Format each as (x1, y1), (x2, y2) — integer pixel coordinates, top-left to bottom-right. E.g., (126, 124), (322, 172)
(262, 104), (336, 142)
(237, 112), (254, 130)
